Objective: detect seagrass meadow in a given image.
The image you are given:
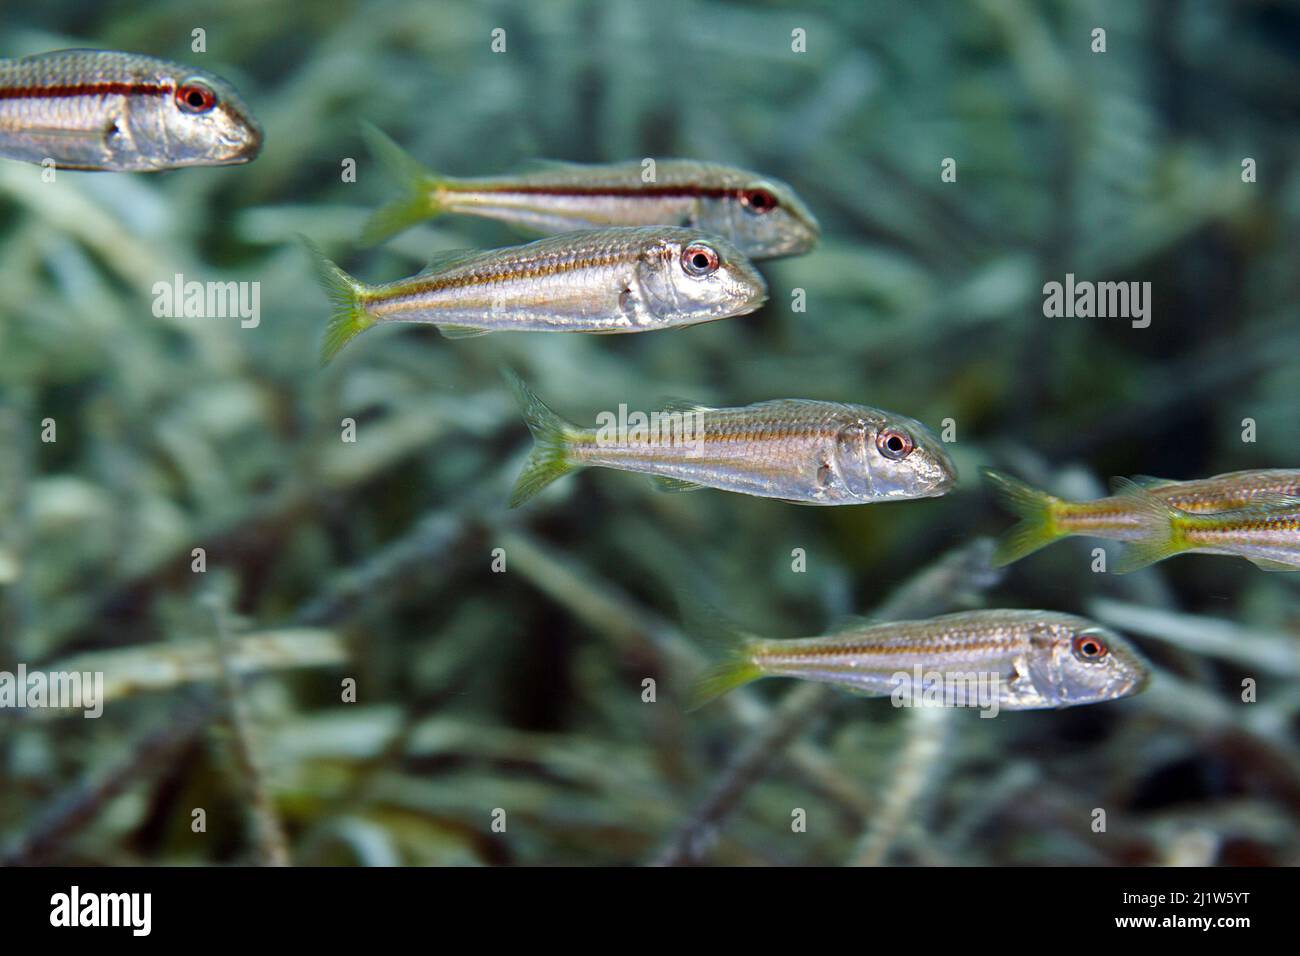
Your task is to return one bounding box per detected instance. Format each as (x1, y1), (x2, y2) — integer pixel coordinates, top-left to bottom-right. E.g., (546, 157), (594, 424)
(1, 0), (1299, 867)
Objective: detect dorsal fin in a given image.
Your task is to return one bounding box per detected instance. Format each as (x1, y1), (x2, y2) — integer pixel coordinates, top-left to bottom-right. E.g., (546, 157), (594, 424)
(1243, 493), (1300, 511)
(417, 248), (483, 275)
(1249, 558), (1300, 572)
(514, 158), (598, 175)
(657, 397), (712, 415)
(1111, 477), (1178, 516)
(824, 614), (883, 635)
(1115, 474), (1176, 492)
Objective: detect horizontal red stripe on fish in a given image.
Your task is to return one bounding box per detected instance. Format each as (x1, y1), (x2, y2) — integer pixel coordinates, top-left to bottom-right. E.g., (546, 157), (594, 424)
(0, 82), (169, 100)
(467, 183), (740, 199)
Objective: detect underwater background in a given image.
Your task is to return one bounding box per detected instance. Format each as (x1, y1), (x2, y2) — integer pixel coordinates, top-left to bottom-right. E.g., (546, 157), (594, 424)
(1, 0), (1298, 866)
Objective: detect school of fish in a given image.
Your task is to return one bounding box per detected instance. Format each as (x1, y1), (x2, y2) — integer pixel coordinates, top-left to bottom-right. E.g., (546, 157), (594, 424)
(12, 43), (1298, 721)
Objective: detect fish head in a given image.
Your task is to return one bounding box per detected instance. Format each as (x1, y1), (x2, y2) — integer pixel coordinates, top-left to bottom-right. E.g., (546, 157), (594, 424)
(128, 66), (263, 168)
(698, 176), (821, 258)
(636, 230), (768, 325)
(833, 412), (957, 501)
(1031, 617), (1151, 706)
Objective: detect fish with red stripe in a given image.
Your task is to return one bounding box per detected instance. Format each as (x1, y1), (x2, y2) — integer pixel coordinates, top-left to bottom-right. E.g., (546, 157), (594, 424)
(501, 370), (956, 508)
(0, 49), (262, 171)
(359, 124), (820, 259)
(687, 609), (1151, 712)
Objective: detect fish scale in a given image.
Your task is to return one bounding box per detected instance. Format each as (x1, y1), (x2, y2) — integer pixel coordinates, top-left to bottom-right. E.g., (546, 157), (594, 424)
(1157, 470), (1300, 510)
(575, 403), (861, 486)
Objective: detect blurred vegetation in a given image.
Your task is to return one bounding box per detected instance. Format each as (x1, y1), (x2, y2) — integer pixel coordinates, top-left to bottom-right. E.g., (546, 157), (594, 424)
(1, 0), (1298, 865)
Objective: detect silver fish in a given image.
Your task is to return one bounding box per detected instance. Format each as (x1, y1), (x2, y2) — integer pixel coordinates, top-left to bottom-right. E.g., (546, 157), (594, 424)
(504, 371), (957, 507)
(309, 227), (768, 362)
(360, 124), (820, 259)
(690, 609), (1151, 712)
(0, 49), (262, 171)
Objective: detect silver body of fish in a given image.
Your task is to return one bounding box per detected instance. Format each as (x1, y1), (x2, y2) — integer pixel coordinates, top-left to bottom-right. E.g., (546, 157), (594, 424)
(361, 125), (821, 259)
(691, 609), (1151, 711)
(505, 373), (957, 507)
(0, 49), (262, 171)
(310, 227), (768, 361)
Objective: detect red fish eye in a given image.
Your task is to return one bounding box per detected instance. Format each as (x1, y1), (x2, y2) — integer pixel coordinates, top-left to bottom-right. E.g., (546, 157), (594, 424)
(1072, 634), (1109, 661)
(176, 81), (218, 114)
(875, 428), (913, 460)
(741, 188), (778, 214)
(681, 242), (720, 276)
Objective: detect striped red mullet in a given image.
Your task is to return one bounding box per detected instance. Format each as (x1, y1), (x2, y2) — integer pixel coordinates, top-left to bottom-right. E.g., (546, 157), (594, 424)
(501, 371), (956, 508)
(359, 124), (820, 259)
(0, 49), (262, 171)
(688, 609), (1150, 711)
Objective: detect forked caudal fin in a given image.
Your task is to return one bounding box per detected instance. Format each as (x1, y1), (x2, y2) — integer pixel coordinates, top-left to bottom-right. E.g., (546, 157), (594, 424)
(302, 237), (374, 365)
(687, 654), (765, 711)
(360, 123), (447, 247)
(672, 588), (767, 711)
(502, 369), (582, 508)
(981, 469), (1066, 566)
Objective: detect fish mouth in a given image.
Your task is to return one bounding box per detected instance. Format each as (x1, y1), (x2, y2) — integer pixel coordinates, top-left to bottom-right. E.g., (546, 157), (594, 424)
(927, 473), (957, 498)
(233, 124), (264, 163)
(219, 116), (264, 165)
(922, 448), (959, 497)
(772, 204), (821, 257)
(748, 225), (819, 260)
(729, 264), (769, 314)
(789, 211), (822, 253)
(738, 281), (769, 314)
(1120, 665), (1152, 698)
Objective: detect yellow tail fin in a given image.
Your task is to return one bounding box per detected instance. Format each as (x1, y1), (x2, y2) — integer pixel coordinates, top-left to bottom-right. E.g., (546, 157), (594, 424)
(502, 369), (581, 508)
(686, 652), (764, 711)
(359, 123), (446, 247)
(982, 469), (1065, 566)
(301, 237), (374, 364)
(675, 591), (767, 711)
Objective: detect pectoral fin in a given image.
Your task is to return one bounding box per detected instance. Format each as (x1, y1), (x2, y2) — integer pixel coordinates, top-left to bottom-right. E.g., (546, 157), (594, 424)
(1115, 474), (1176, 492)
(436, 324), (494, 339)
(9, 126), (115, 169)
(1247, 557), (1300, 572)
(653, 476), (705, 492)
